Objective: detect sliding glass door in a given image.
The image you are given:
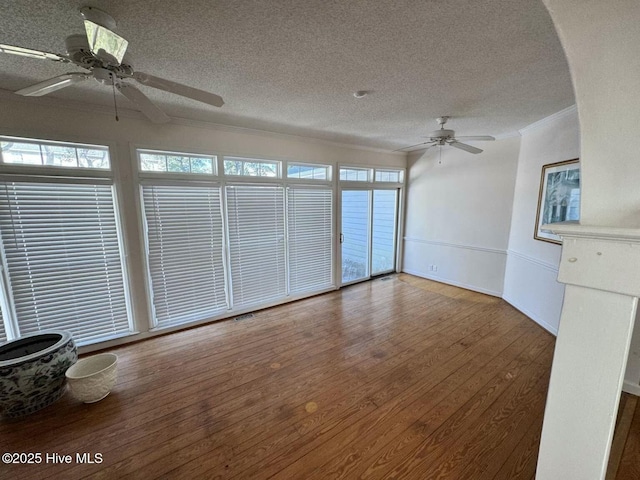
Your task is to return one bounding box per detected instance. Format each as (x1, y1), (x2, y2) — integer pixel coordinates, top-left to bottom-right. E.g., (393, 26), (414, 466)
(341, 188), (398, 284)
(341, 190), (370, 283)
(371, 189), (398, 275)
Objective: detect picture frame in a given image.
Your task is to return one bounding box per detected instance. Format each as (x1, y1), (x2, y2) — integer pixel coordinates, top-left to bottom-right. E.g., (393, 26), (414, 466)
(534, 158), (580, 244)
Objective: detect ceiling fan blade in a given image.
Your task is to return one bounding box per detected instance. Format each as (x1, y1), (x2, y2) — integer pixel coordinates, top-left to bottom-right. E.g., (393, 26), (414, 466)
(83, 20), (128, 65)
(0, 44), (69, 63)
(80, 7), (127, 66)
(394, 141), (437, 152)
(15, 73), (90, 96)
(116, 83), (171, 124)
(454, 135), (496, 141)
(133, 72), (225, 107)
(449, 141), (483, 154)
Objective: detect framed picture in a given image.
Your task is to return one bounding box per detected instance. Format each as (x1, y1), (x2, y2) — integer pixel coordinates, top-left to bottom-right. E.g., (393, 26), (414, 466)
(534, 158), (580, 244)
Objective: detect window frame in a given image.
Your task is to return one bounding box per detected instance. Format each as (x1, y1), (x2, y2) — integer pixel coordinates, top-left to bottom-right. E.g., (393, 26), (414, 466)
(136, 148), (219, 181)
(223, 156), (282, 179)
(339, 166), (374, 183)
(0, 135), (135, 345)
(139, 180), (229, 329)
(0, 135), (112, 174)
(286, 162), (333, 182)
(374, 168), (405, 184)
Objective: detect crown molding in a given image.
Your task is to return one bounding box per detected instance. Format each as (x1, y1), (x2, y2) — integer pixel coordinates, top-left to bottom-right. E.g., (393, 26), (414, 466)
(494, 131), (521, 140)
(519, 104), (578, 136)
(0, 89), (405, 157)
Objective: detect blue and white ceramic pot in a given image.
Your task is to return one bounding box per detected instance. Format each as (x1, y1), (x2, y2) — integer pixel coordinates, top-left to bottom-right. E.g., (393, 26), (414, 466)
(0, 330), (77, 419)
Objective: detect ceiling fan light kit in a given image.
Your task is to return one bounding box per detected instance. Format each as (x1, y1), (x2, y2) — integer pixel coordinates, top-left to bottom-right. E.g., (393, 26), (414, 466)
(0, 6), (225, 124)
(396, 116), (495, 154)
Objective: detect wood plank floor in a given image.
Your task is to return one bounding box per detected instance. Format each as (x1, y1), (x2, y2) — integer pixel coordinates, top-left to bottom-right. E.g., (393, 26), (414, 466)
(611, 393), (640, 480)
(0, 274), (563, 479)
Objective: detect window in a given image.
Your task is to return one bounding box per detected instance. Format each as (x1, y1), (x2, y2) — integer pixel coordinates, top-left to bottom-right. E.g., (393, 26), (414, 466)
(226, 185), (286, 308)
(375, 169), (404, 183)
(288, 187), (333, 294)
(224, 157), (279, 177)
(0, 309), (5, 343)
(0, 138), (109, 169)
(339, 167), (372, 182)
(287, 163), (331, 180)
(141, 184), (227, 327)
(138, 149), (215, 175)
(0, 181), (131, 346)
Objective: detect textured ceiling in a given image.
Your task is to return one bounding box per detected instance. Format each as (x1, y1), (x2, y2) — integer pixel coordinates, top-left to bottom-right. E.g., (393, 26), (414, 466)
(0, 0), (575, 150)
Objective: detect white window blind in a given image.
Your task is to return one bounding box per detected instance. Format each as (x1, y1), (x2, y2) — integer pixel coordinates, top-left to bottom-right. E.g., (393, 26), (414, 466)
(0, 309), (5, 343)
(287, 187), (333, 294)
(226, 185), (286, 308)
(0, 181), (130, 346)
(142, 184), (228, 327)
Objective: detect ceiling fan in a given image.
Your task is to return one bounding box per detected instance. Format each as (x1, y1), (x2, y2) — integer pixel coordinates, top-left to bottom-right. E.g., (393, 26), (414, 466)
(396, 116), (495, 154)
(0, 6), (224, 124)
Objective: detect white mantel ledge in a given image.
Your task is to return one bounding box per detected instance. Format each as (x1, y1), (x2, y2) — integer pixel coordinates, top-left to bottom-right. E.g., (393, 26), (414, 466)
(543, 222), (640, 297)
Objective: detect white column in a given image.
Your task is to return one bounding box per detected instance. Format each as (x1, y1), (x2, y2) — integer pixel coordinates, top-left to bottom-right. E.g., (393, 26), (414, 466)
(537, 224), (640, 480)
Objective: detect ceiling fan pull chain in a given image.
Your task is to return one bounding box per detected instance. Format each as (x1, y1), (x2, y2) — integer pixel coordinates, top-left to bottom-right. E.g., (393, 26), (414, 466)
(111, 74), (119, 122)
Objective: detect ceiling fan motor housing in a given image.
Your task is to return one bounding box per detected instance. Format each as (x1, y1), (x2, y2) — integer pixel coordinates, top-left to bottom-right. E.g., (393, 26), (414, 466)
(65, 34), (98, 68)
(429, 129), (455, 140)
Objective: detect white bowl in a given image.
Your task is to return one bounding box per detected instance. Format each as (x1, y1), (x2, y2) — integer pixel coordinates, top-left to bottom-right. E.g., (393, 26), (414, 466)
(65, 353), (118, 403)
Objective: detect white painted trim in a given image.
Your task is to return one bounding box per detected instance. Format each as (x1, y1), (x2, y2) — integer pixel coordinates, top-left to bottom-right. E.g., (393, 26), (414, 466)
(0, 88), (405, 156)
(545, 222), (640, 242)
(518, 104), (578, 136)
(402, 267), (503, 297)
(403, 237), (507, 256)
(622, 380), (640, 397)
(502, 294), (559, 336)
(507, 249), (560, 273)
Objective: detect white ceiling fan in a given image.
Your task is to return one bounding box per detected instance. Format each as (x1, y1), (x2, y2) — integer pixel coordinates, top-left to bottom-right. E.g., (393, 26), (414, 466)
(0, 6), (224, 124)
(396, 116), (495, 154)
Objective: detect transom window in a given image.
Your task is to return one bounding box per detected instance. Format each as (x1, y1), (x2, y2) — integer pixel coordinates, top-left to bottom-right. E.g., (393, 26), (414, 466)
(287, 163), (331, 180)
(138, 149), (216, 175)
(375, 169), (404, 183)
(224, 156), (280, 177)
(339, 167), (372, 182)
(0, 137), (110, 169)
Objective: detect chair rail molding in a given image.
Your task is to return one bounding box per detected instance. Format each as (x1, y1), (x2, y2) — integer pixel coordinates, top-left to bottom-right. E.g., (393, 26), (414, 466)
(403, 237), (506, 256)
(537, 222), (640, 480)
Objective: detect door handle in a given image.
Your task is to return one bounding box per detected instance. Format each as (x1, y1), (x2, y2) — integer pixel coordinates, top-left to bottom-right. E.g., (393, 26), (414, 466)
(340, 233), (344, 244)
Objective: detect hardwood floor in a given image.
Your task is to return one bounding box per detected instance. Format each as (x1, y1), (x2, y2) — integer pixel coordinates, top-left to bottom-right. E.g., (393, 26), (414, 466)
(610, 393), (640, 480)
(1, 274), (558, 479)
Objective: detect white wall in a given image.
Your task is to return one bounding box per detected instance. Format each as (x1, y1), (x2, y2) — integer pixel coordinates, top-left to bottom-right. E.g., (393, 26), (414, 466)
(502, 106), (579, 334)
(0, 93), (405, 350)
(402, 136), (520, 296)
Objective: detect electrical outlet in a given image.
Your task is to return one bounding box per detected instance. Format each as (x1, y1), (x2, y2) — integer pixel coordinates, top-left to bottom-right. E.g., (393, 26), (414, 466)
(433, 265), (438, 272)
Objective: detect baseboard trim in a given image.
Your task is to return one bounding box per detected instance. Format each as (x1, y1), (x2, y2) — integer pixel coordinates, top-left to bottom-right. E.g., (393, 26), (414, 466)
(502, 293), (559, 336)
(402, 268), (502, 297)
(623, 380), (640, 397)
